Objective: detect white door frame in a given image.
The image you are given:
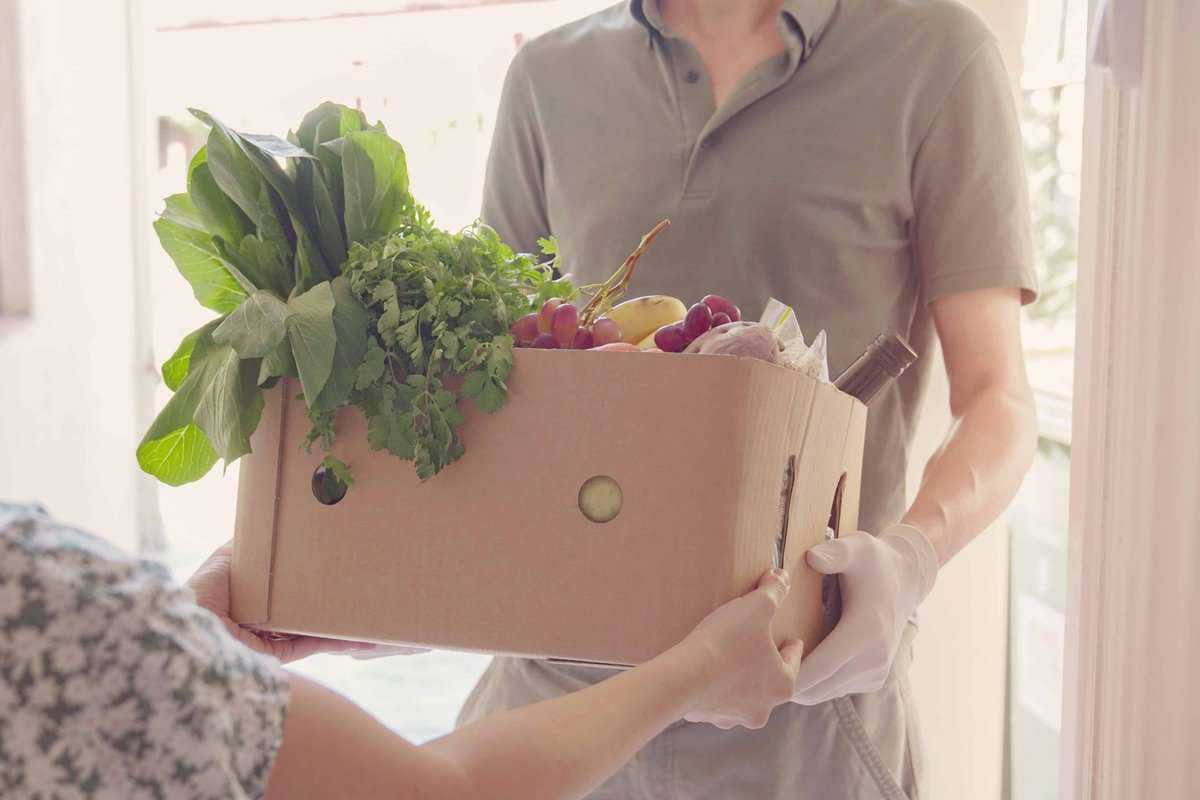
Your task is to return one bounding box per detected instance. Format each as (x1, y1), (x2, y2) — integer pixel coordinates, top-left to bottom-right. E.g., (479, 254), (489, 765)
(0, 0), (31, 320)
(1063, 1), (1200, 797)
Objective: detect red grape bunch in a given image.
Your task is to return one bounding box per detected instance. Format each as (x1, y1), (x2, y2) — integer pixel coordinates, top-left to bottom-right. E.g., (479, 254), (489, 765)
(653, 294), (741, 353)
(511, 298), (624, 350)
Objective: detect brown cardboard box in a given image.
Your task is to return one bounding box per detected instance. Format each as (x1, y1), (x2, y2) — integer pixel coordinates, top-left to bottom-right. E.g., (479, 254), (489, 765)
(231, 349), (866, 666)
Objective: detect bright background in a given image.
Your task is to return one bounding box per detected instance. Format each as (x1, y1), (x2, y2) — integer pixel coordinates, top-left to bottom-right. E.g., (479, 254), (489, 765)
(0, 0), (1084, 795)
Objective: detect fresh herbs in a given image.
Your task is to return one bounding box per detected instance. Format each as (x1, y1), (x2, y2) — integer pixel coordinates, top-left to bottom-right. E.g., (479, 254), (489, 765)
(308, 224), (568, 480)
(139, 101), (567, 486)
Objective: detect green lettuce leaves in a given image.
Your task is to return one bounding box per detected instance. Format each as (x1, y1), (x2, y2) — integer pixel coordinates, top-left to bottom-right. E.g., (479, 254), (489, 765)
(141, 102), (560, 488)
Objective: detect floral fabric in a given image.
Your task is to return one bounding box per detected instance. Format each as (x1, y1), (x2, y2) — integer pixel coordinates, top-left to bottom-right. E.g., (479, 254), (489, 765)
(0, 504), (288, 799)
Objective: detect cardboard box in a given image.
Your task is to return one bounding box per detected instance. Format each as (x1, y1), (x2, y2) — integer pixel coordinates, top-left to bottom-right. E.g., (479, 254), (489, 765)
(231, 349), (866, 666)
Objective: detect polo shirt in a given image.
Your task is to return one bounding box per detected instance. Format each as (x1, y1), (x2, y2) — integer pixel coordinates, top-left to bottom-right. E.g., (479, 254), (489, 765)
(481, 0), (1037, 533)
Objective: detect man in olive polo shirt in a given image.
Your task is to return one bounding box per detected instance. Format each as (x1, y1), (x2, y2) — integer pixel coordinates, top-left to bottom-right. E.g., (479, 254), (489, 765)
(458, 0), (1039, 796)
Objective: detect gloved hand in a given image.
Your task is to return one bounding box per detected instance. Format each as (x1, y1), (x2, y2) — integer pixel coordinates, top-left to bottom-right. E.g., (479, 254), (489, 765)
(790, 523), (938, 705)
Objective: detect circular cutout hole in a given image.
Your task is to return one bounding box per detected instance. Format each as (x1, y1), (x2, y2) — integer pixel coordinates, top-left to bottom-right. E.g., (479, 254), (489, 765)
(578, 475), (622, 523)
(311, 464), (348, 506)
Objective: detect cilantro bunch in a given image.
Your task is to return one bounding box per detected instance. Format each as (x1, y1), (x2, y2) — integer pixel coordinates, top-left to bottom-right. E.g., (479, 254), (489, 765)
(309, 221), (569, 480)
(139, 101), (569, 487)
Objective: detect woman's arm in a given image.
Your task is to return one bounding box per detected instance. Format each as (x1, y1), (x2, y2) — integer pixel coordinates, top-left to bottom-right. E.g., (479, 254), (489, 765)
(265, 569), (802, 800)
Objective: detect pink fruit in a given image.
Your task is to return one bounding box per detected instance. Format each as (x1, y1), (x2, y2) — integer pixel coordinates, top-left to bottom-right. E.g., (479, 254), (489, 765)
(551, 303), (579, 347)
(710, 311), (732, 327)
(702, 294), (741, 322)
(654, 324), (689, 353)
(538, 298), (562, 334)
(592, 318), (622, 346)
(531, 333), (560, 349)
(573, 327), (595, 350)
(682, 303), (713, 341)
(510, 312), (539, 344)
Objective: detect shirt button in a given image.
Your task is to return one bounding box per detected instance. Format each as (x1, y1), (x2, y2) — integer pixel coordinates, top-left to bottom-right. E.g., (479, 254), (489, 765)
(684, 70), (700, 84)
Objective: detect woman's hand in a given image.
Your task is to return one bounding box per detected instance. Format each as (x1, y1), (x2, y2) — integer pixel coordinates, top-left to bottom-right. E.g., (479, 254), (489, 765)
(671, 567), (804, 729)
(186, 543), (372, 663)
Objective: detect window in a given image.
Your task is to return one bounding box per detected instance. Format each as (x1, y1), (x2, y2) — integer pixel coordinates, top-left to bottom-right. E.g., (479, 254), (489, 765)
(0, 0), (31, 319)
(1006, 1), (1087, 797)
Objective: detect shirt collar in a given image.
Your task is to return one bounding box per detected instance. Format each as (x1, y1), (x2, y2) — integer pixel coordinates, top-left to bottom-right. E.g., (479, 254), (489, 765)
(630, 1), (838, 60)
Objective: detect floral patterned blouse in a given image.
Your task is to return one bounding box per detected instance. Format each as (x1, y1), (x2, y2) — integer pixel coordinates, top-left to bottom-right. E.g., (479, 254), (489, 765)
(0, 504), (289, 799)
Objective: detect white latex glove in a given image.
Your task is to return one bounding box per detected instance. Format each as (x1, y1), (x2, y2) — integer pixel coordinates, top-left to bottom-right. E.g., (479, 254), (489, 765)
(790, 523), (938, 705)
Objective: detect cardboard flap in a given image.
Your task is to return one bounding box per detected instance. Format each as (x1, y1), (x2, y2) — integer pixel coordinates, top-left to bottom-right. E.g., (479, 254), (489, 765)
(836, 398), (868, 538)
(231, 380), (287, 624)
(773, 382), (865, 646)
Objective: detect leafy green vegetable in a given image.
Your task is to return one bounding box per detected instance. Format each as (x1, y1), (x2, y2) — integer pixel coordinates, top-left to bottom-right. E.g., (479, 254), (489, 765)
(137, 330), (231, 484)
(190, 107), (339, 293)
(296, 102), (365, 154)
(189, 109), (273, 228)
(137, 421), (218, 487)
(191, 342), (264, 463)
(329, 221), (558, 479)
(213, 290), (292, 359)
(154, 196), (248, 313)
(188, 148), (251, 245)
(213, 234), (290, 300)
(311, 276), (368, 412)
(259, 338), (298, 387)
(306, 160), (348, 267)
(322, 453), (355, 487)
(162, 318), (223, 391)
(342, 130), (411, 247)
(141, 101), (566, 488)
(286, 281), (338, 405)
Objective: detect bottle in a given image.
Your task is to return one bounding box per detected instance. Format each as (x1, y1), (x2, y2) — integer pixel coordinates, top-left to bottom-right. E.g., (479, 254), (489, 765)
(833, 332), (917, 404)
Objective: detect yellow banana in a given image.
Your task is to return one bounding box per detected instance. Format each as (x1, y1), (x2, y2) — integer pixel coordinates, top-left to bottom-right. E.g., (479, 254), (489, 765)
(603, 295), (687, 344)
(636, 330), (658, 350)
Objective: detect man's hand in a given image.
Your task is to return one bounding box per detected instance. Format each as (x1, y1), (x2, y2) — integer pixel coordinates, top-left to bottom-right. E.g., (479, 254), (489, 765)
(186, 543), (374, 663)
(789, 525), (937, 704)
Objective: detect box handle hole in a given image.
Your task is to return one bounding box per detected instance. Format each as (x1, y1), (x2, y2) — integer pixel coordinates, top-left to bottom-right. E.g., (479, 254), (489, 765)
(312, 464), (348, 506)
(578, 475), (622, 523)
(774, 456), (798, 568)
(821, 472), (848, 618)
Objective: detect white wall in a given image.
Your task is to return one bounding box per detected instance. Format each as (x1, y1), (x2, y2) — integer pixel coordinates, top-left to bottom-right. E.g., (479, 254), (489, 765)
(0, 0), (31, 316)
(0, 0), (153, 553)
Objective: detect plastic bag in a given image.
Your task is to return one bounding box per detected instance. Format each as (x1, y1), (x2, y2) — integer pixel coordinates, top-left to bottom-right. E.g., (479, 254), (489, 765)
(759, 298), (829, 381)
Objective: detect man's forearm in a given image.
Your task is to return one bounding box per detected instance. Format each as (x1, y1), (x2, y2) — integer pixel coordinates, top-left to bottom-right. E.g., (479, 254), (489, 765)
(902, 382), (1037, 564)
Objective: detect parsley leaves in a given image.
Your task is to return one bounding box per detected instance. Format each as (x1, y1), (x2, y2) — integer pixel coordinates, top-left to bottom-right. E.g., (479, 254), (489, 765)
(330, 222), (558, 479)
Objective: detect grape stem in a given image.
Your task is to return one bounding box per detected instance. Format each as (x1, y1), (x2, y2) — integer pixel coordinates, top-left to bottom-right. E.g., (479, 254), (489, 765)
(579, 219), (671, 326)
